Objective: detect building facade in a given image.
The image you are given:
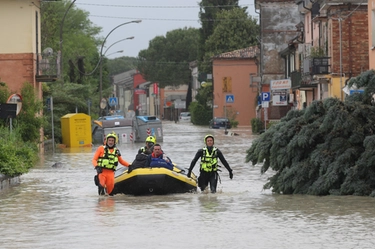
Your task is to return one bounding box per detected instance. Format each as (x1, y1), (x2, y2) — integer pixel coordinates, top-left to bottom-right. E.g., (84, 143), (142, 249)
(369, 0), (375, 69)
(255, 0), (301, 119)
(0, 0), (46, 100)
(291, 0), (368, 103)
(212, 47), (259, 126)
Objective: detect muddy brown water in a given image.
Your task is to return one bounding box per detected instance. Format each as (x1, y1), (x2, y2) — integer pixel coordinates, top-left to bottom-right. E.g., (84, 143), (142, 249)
(1, 121), (374, 249)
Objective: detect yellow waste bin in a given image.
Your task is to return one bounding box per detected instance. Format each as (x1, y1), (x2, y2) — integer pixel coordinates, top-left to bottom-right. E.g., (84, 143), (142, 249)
(61, 113), (92, 147)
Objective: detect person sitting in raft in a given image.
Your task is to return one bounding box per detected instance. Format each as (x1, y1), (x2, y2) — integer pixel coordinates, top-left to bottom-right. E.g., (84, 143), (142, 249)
(128, 136), (156, 173)
(138, 135), (156, 155)
(128, 146), (150, 173)
(145, 144), (173, 170)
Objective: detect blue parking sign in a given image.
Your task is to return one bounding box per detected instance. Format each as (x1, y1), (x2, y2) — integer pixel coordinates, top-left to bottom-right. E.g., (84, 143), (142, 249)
(262, 92), (270, 102)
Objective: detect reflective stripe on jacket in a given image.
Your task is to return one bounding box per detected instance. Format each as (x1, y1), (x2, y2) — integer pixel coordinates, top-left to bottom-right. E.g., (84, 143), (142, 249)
(200, 147), (218, 172)
(97, 146), (119, 170)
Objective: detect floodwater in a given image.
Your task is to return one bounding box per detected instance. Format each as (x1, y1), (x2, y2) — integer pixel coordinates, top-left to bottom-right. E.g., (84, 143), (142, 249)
(1, 121), (375, 249)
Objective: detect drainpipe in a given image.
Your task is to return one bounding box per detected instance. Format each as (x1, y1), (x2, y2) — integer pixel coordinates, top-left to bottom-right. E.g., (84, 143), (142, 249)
(348, 16), (352, 78)
(339, 17), (343, 100)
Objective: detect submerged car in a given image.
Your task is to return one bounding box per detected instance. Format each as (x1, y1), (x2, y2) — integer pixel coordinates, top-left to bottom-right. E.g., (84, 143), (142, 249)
(209, 117), (231, 129)
(179, 112), (191, 122)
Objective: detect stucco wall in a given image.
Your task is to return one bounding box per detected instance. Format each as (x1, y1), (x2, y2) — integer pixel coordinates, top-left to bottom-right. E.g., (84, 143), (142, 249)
(0, 0), (41, 95)
(212, 59), (258, 126)
(0, 0), (40, 53)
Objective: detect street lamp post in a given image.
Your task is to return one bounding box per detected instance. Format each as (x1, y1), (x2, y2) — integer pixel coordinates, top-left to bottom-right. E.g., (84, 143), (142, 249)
(60, 15), (140, 79)
(99, 49), (124, 116)
(93, 20), (141, 77)
(95, 21), (141, 116)
(99, 20), (141, 58)
(99, 36), (135, 116)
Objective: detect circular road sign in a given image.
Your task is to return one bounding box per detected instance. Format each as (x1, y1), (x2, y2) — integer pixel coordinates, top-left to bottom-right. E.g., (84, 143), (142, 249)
(7, 93), (22, 116)
(100, 98), (107, 109)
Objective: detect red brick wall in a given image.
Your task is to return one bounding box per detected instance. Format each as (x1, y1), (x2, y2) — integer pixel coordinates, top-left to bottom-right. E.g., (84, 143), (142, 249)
(330, 7), (369, 76)
(0, 53), (35, 93)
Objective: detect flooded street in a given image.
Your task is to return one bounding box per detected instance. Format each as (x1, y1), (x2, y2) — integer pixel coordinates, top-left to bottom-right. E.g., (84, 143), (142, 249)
(1, 121), (375, 249)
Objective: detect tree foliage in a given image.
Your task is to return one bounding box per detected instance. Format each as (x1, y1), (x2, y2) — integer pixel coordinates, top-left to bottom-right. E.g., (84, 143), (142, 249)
(198, 2), (259, 73)
(189, 86), (213, 125)
(0, 83), (41, 176)
(0, 127), (39, 177)
(137, 27), (199, 89)
(16, 83), (45, 143)
(246, 70), (375, 197)
(198, 0), (239, 69)
(107, 56), (137, 77)
(41, 0), (102, 83)
(0, 82), (44, 143)
(41, 0), (116, 141)
(43, 82), (96, 143)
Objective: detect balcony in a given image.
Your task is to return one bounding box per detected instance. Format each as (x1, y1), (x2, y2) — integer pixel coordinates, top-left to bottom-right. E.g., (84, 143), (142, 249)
(35, 50), (59, 82)
(303, 57), (330, 75)
(291, 71), (318, 89)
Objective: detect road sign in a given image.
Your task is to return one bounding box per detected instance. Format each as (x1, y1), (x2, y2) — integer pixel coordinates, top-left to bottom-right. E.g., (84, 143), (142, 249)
(100, 98), (107, 109)
(46, 97), (51, 111)
(7, 93), (22, 115)
(350, 89), (364, 95)
(109, 97), (118, 107)
(262, 92), (270, 102)
(226, 94), (234, 103)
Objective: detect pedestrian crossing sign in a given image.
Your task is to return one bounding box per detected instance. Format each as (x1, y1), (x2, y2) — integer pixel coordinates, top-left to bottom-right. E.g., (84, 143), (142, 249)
(225, 94), (234, 103)
(109, 97), (118, 107)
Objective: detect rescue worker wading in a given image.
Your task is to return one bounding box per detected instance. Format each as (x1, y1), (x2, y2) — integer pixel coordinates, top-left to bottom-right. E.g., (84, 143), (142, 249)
(187, 134), (233, 193)
(92, 133), (130, 195)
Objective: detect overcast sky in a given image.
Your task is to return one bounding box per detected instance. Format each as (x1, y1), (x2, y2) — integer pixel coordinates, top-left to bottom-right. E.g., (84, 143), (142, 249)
(75, 0), (257, 58)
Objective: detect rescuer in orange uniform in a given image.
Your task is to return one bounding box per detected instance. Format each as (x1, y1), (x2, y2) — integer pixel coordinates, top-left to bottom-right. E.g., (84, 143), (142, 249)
(92, 132), (130, 195)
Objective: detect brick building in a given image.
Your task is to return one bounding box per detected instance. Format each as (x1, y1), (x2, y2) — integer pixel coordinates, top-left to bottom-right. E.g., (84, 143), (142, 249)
(0, 0), (43, 98)
(326, 3), (369, 77)
(293, 0), (369, 101)
(255, 0), (301, 119)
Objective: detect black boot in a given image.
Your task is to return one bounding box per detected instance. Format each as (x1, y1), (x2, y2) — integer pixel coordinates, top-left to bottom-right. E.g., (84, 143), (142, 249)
(98, 186), (105, 195)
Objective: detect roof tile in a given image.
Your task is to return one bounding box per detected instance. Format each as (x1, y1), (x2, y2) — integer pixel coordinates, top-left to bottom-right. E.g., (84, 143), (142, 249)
(213, 46), (260, 59)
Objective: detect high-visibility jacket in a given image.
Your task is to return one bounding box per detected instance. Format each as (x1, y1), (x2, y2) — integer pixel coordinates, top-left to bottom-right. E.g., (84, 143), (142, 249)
(97, 146), (120, 170)
(200, 147), (218, 172)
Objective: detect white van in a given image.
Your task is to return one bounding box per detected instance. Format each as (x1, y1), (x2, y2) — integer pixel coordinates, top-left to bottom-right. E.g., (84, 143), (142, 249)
(179, 112), (191, 122)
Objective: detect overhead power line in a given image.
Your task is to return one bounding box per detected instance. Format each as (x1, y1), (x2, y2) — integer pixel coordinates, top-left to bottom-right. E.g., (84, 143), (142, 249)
(75, 3), (254, 8)
(90, 15), (258, 21)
